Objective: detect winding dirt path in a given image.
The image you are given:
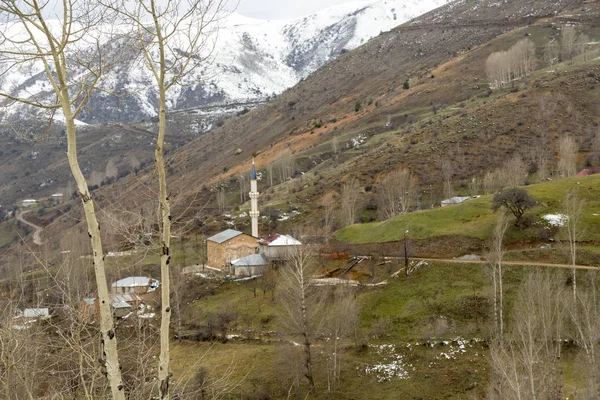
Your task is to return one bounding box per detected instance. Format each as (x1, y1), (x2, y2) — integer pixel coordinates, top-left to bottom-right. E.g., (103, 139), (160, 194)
(17, 210), (43, 246)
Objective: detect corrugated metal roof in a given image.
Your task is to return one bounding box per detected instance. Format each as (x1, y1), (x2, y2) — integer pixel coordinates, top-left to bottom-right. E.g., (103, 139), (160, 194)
(22, 308), (49, 318)
(231, 253), (268, 267)
(207, 229), (244, 244)
(111, 276), (151, 288)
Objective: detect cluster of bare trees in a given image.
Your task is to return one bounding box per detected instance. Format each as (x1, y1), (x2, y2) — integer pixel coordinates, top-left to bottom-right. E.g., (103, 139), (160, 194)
(277, 247), (359, 397)
(561, 26), (592, 65)
(486, 39), (537, 89)
(341, 178), (360, 227)
(483, 155), (528, 194)
(377, 168), (417, 220)
(557, 135), (579, 178)
(0, 0), (226, 396)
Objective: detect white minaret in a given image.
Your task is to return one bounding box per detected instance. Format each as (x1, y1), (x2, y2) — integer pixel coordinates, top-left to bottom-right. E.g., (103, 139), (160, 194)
(249, 159), (260, 238)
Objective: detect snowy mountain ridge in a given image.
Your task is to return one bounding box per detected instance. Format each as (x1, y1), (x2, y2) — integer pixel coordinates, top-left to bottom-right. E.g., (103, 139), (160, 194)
(0, 0), (450, 125)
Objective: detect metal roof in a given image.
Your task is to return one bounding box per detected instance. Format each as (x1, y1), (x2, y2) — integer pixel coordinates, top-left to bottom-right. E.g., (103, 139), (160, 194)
(259, 233), (302, 246)
(111, 276), (152, 288)
(441, 196), (470, 205)
(231, 253), (268, 267)
(18, 308), (50, 318)
(207, 229), (244, 244)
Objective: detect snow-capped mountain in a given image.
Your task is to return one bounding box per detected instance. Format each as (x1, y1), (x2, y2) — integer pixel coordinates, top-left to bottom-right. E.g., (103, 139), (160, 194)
(0, 0), (449, 125)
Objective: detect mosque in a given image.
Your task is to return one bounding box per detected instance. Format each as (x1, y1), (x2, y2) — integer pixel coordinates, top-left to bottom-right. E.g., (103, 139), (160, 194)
(206, 159), (301, 277)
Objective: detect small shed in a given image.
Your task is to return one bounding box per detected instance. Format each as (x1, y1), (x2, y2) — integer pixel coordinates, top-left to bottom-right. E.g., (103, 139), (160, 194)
(206, 229), (257, 269)
(21, 199), (37, 207)
(13, 308), (51, 327)
(258, 233), (302, 260)
(231, 253), (269, 277)
(111, 276), (156, 294)
(85, 294), (142, 321)
(441, 196), (470, 207)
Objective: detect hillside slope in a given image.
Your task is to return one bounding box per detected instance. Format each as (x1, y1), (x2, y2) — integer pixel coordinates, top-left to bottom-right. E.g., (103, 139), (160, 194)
(16, 0), (600, 255)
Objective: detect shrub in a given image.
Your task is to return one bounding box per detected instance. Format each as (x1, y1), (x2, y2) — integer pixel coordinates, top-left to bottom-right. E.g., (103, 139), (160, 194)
(492, 188), (536, 225)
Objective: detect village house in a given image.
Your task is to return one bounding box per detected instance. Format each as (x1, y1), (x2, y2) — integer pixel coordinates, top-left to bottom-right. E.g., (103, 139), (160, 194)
(21, 199), (37, 207)
(206, 229), (257, 270)
(80, 294), (142, 321)
(258, 233), (302, 260)
(231, 253), (269, 277)
(111, 276), (158, 294)
(12, 308), (51, 329)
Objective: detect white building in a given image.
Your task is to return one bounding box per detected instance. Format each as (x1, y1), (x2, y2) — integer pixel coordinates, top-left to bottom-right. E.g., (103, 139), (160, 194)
(441, 196), (471, 207)
(111, 276), (158, 294)
(21, 199), (37, 207)
(258, 233), (302, 260)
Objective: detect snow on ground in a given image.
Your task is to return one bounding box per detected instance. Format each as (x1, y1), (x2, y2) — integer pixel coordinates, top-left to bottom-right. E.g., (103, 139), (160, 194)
(361, 344), (414, 382)
(542, 214), (568, 227)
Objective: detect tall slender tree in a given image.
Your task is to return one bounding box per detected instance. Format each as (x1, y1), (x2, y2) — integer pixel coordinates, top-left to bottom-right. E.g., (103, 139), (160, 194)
(101, 0), (227, 397)
(0, 1), (125, 397)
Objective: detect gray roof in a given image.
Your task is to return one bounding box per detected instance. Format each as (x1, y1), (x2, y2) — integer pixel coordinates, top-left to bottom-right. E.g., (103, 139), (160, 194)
(111, 276), (152, 288)
(441, 196), (470, 204)
(207, 229), (244, 244)
(22, 308), (50, 318)
(231, 253), (268, 267)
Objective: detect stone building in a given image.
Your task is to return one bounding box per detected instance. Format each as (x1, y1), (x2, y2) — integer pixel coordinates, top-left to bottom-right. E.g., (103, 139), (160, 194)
(206, 229), (257, 269)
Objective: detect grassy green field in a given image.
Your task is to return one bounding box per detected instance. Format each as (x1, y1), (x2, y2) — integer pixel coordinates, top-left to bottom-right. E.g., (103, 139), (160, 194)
(170, 260), (587, 399)
(336, 174), (600, 245)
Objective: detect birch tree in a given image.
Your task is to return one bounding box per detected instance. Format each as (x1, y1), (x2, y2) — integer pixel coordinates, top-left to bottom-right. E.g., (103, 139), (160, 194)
(487, 210), (509, 341)
(278, 247), (324, 395)
(561, 25), (577, 64)
(563, 190), (584, 300)
(558, 135), (578, 177)
(341, 178), (359, 227)
(102, 0), (226, 397)
(0, 1), (125, 398)
(377, 168), (416, 219)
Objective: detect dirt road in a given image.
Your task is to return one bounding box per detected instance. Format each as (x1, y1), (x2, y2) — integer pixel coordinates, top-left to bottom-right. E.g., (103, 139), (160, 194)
(16, 210), (43, 246)
(415, 257), (599, 271)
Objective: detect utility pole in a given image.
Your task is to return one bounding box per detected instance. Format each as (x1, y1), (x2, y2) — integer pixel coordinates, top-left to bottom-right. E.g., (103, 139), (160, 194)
(404, 229), (409, 277)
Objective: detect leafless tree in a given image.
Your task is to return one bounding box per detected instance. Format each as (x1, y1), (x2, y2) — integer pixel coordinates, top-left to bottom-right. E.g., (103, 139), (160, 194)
(577, 33), (591, 62)
(544, 40), (560, 70)
(377, 168), (416, 219)
(562, 190), (584, 300)
(324, 286), (359, 393)
(561, 25), (577, 64)
(569, 272), (600, 398)
(105, 159), (119, 180)
(558, 135), (578, 178)
(276, 149), (295, 183)
(101, 0), (228, 396)
(267, 163), (274, 187)
(0, 1), (125, 396)
(320, 192), (337, 243)
(216, 186), (226, 213)
(487, 210), (509, 341)
(277, 246), (324, 395)
(237, 174), (247, 203)
(468, 177), (481, 197)
(441, 159), (455, 200)
(503, 154), (528, 188)
(486, 39), (536, 89)
(341, 178), (359, 227)
(484, 170), (503, 195)
(489, 271), (562, 400)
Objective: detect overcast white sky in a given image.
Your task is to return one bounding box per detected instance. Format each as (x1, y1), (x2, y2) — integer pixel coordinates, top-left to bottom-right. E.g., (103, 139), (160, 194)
(228, 0), (365, 20)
